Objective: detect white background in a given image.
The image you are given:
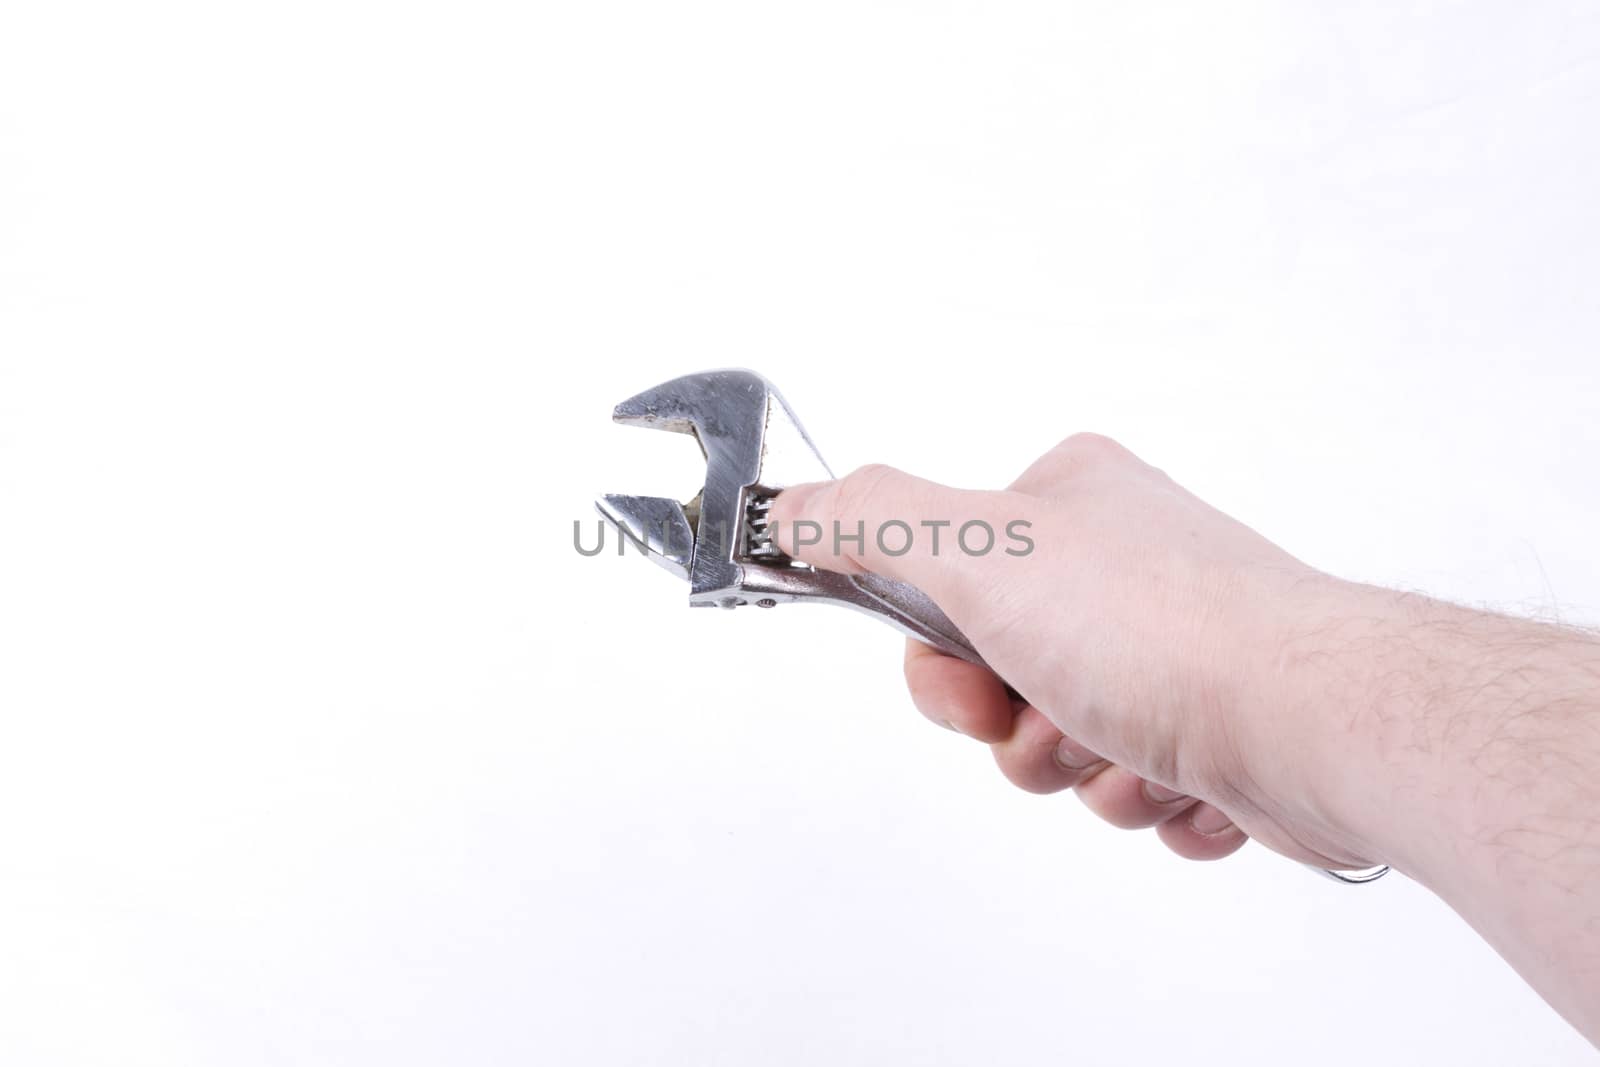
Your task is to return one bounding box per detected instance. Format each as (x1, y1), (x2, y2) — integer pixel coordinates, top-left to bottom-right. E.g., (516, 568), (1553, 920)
(3, 1), (1599, 1063)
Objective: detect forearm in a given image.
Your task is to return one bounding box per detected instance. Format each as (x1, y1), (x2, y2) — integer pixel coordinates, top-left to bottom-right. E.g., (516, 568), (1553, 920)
(1275, 580), (1600, 1037)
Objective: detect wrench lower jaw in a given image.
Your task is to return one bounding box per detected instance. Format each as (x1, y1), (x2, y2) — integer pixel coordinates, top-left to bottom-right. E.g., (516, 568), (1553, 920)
(595, 494), (696, 580)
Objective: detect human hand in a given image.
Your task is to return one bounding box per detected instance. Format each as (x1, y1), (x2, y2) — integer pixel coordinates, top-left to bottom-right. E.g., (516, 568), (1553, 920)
(769, 434), (1390, 872)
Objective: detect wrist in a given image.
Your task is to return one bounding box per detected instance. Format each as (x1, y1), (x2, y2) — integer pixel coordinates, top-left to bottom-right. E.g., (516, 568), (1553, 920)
(1257, 577), (1600, 888)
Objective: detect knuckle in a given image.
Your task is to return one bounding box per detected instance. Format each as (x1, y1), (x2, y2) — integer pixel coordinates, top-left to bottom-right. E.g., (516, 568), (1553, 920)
(1055, 431), (1130, 464)
(992, 740), (1067, 795)
(1078, 798), (1147, 830)
(1016, 433), (1136, 492)
(1075, 770), (1158, 828)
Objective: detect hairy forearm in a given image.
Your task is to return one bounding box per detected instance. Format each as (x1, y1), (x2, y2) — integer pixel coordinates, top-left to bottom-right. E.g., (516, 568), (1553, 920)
(1276, 580), (1600, 1038)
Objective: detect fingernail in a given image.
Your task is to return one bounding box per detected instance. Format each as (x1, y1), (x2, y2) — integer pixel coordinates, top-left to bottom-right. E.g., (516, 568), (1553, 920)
(941, 719), (964, 735)
(1053, 736), (1100, 770)
(1141, 781), (1188, 805)
(1190, 804), (1235, 836)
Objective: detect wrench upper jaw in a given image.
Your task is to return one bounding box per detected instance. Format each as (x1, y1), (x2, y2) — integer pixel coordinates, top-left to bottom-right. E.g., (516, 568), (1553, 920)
(610, 370), (768, 454)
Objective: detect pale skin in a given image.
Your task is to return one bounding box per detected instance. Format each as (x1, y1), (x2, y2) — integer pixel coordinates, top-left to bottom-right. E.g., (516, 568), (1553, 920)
(767, 434), (1600, 1044)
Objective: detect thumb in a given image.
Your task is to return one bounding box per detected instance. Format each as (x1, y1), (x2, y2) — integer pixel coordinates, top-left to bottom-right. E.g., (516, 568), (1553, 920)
(766, 464), (1034, 611)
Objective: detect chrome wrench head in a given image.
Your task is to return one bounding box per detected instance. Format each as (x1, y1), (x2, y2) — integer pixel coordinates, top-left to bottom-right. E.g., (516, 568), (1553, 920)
(597, 369), (834, 608)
